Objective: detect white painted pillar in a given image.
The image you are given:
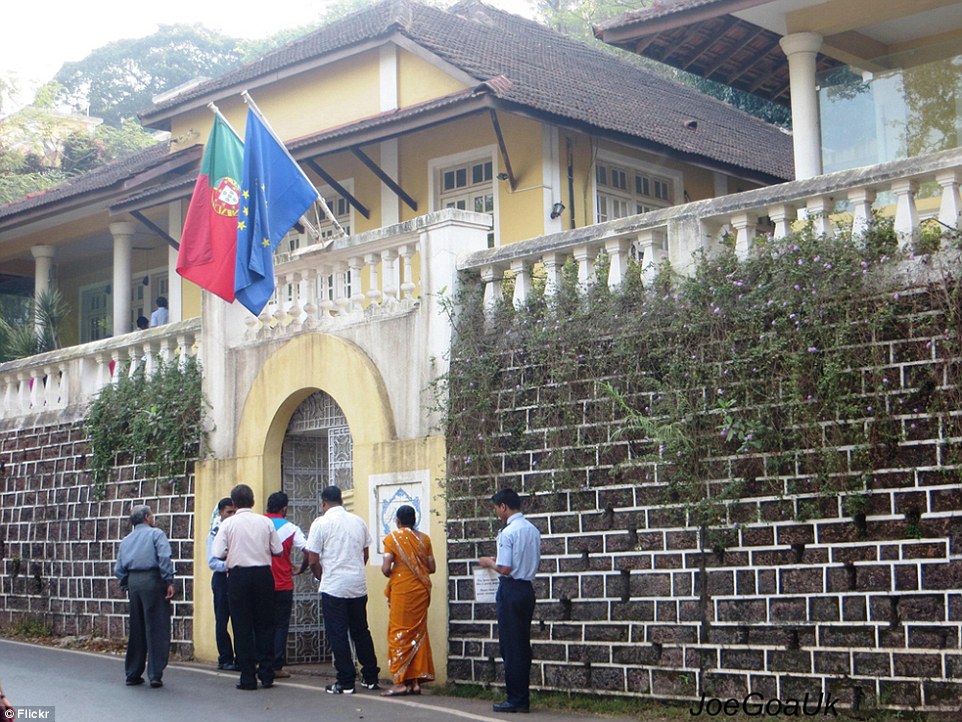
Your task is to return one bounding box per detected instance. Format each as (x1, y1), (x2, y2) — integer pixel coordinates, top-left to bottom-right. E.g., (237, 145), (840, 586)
(806, 196), (833, 238)
(848, 188), (876, 239)
(605, 237), (630, 289)
(110, 221), (136, 336)
(511, 259), (531, 308)
(542, 252), (565, 297)
(768, 205), (795, 239)
(31, 245), (56, 298)
(730, 212), (753, 258)
(779, 32), (823, 180)
(936, 170), (961, 232)
(892, 179), (919, 250)
(168, 200), (183, 322)
(30, 245), (56, 337)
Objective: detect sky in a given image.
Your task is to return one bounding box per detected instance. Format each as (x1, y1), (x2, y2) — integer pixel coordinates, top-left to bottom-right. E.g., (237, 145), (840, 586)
(2, 0), (535, 111)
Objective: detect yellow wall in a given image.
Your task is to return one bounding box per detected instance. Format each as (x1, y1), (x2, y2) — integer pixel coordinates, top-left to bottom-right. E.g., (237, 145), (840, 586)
(193, 334), (450, 680)
(398, 48), (468, 106)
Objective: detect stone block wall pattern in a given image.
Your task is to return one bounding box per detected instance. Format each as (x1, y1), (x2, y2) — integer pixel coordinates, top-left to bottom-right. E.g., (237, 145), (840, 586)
(445, 285), (962, 713)
(0, 419), (195, 658)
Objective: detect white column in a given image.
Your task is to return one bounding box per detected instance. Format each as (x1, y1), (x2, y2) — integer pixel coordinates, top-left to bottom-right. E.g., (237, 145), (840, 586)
(936, 170), (961, 232)
(848, 188), (876, 239)
(573, 245), (593, 288)
(730, 213), (753, 258)
(605, 238), (630, 289)
(806, 196), (833, 238)
(31, 245), (56, 298)
(168, 200), (183, 322)
(481, 265), (504, 312)
(768, 205), (795, 239)
(779, 32), (823, 180)
(511, 259), (531, 308)
(542, 252), (565, 297)
(30, 245), (56, 337)
(110, 221), (136, 336)
(892, 179), (919, 250)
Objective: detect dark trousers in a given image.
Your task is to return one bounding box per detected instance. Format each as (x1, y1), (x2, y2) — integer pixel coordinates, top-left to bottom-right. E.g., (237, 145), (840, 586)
(212, 571), (234, 665)
(124, 570), (171, 683)
(497, 578), (535, 708)
(273, 589), (294, 670)
(321, 593), (380, 688)
(228, 566), (275, 687)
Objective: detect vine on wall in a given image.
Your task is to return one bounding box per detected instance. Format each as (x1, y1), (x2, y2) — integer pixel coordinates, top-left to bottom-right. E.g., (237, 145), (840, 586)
(85, 357), (209, 498)
(442, 220), (959, 540)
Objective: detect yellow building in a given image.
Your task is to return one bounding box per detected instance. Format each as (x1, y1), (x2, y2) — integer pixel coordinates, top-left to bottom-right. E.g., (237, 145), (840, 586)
(0, 0), (794, 677)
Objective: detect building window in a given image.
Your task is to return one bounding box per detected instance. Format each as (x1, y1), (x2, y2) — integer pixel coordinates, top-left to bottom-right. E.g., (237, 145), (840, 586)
(437, 157), (495, 246)
(596, 160), (675, 222)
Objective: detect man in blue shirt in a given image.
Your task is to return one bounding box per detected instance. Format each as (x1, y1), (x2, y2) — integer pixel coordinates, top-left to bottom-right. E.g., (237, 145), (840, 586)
(207, 497), (237, 670)
(115, 505), (175, 688)
(479, 488), (541, 714)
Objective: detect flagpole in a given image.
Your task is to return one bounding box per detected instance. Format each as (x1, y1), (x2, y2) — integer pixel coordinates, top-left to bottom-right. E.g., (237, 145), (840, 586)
(241, 90), (346, 238)
(206, 102), (244, 142)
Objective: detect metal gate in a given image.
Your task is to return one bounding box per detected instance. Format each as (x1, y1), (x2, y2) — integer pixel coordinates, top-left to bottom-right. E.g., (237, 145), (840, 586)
(280, 391), (352, 664)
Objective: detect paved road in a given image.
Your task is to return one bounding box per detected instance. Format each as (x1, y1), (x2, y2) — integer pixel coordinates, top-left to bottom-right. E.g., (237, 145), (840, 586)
(1, 639), (639, 722)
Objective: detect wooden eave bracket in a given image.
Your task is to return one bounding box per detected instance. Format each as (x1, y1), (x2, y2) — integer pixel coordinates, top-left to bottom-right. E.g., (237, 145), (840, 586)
(305, 158), (371, 219)
(488, 109), (517, 192)
(129, 210), (180, 251)
(350, 147), (418, 212)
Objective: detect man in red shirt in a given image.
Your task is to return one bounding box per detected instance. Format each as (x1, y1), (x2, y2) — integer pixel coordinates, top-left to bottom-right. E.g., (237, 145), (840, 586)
(266, 491), (308, 678)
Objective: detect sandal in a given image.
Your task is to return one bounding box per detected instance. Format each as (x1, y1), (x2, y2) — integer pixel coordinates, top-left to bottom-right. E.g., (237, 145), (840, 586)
(381, 686), (411, 697)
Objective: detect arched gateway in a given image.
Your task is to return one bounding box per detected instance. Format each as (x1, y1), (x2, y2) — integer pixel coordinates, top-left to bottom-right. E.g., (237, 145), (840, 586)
(281, 391), (352, 664)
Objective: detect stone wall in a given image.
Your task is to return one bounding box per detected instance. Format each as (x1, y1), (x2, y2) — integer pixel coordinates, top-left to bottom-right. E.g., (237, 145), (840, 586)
(0, 417), (195, 657)
(445, 287), (962, 713)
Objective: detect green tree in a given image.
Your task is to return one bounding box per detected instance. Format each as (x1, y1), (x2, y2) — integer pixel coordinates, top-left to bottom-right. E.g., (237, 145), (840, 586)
(53, 25), (245, 124)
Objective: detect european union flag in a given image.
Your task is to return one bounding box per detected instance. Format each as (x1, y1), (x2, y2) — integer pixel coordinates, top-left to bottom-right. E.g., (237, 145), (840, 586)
(234, 108), (317, 315)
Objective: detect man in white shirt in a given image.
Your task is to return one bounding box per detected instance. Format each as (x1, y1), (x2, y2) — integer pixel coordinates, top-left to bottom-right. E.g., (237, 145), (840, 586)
(212, 484), (283, 691)
(305, 485), (381, 694)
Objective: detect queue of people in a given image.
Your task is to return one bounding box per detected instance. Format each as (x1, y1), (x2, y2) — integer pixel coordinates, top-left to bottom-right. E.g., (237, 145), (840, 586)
(114, 485), (540, 713)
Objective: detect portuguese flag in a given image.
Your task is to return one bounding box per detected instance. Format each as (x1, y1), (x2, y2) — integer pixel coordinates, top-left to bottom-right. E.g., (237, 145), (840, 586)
(176, 114), (244, 302)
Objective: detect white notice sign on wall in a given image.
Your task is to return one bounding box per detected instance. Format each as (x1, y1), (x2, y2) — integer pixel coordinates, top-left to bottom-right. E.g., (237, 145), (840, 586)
(474, 567), (500, 603)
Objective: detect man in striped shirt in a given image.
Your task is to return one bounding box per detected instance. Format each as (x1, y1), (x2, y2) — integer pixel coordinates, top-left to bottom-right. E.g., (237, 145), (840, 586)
(265, 491), (308, 678)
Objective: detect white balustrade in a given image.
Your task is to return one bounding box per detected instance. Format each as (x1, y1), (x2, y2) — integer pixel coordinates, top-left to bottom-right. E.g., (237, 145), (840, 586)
(0, 319), (201, 422)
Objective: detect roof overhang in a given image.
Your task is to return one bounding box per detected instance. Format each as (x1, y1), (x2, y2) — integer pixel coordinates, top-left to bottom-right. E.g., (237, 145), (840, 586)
(594, 0), (962, 105)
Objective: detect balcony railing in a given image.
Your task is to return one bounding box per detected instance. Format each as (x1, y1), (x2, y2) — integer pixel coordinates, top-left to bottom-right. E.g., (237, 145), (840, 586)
(0, 319), (201, 420)
(242, 210), (491, 339)
(462, 146), (962, 309)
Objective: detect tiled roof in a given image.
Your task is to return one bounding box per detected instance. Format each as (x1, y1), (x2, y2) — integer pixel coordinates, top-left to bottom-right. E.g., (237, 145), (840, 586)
(144, 0), (793, 180)
(0, 142), (172, 219)
(594, 0), (728, 32)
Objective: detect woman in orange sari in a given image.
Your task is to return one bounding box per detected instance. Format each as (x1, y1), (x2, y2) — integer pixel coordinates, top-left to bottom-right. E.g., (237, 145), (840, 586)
(380, 504), (436, 696)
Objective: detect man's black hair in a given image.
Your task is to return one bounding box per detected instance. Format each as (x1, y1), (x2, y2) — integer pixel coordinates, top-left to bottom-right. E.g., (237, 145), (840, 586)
(320, 485), (342, 504)
(267, 491), (289, 514)
(231, 483), (255, 509)
(491, 488), (521, 510)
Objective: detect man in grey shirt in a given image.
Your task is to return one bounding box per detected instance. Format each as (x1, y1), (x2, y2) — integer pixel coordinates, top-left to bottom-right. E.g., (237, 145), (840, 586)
(115, 505), (175, 688)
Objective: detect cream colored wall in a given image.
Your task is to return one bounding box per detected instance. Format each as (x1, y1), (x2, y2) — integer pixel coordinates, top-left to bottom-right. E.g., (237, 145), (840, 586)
(193, 333), (449, 680)
(397, 49), (468, 106)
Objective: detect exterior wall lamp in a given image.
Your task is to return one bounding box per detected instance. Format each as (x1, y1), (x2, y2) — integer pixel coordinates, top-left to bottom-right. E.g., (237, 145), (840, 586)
(550, 202), (565, 220)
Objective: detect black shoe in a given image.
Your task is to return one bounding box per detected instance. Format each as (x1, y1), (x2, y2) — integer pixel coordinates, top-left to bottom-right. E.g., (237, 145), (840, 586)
(260, 679), (274, 689)
(125, 677), (145, 686)
(360, 681), (380, 690)
(493, 702), (529, 713)
(218, 662), (238, 671)
(326, 683), (355, 694)
(236, 683), (258, 691)
(149, 680), (163, 688)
